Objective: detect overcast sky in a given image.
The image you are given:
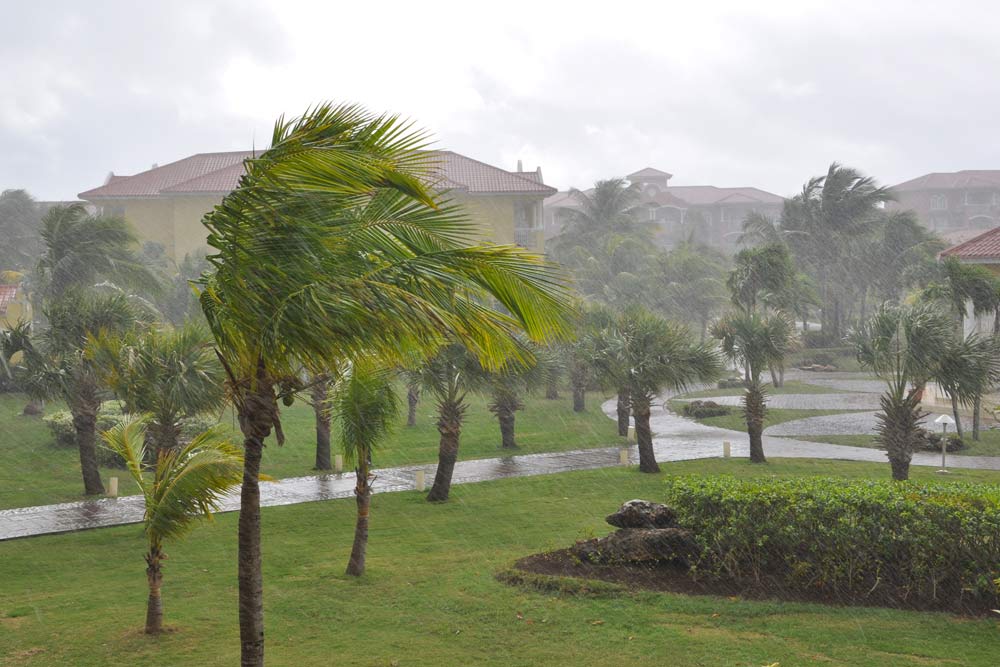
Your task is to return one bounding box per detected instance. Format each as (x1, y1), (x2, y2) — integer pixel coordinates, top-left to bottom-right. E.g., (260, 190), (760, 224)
(4, 0), (1000, 200)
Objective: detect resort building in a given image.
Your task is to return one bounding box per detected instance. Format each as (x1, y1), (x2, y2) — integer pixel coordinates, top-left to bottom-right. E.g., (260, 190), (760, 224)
(940, 225), (1000, 336)
(889, 170), (1000, 243)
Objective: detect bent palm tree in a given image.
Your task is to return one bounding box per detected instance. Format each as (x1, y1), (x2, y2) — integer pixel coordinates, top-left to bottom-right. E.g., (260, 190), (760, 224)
(712, 311), (796, 463)
(102, 415), (243, 634)
(329, 364), (399, 576)
(851, 302), (952, 480)
(197, 103), (572, 667)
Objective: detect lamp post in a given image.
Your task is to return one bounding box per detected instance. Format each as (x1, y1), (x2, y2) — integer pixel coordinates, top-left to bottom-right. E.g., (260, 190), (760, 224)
(934, 414), (956, 474)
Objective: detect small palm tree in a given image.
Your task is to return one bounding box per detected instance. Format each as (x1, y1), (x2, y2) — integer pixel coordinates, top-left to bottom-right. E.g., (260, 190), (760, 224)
(101, 415), (243, 634)
(711, 311), (797, 463)
(851, 302), (952, 480)
(487, 346), (548, 450)
(414, 343), (487, 502)
(329, 364), (399, 577)
(934, 333), (1000, 440)
(595, 306), (721, 472)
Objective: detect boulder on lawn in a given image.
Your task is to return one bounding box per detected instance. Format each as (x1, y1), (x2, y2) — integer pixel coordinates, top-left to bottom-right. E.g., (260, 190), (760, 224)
(572, 527), (698, 564)
(606, 499), (678, 529)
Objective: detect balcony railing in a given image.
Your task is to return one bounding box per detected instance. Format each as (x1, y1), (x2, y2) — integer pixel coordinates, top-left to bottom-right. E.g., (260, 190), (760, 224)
(514, 227), (533, 248)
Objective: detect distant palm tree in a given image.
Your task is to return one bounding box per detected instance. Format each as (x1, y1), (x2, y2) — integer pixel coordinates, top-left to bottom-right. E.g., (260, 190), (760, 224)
(329, 364), (399, 577)
(196, 103), (572, 666)
(851, 302), (952, 480)
(934, 333), (1000, 440)
(595, 306), (721, 472)
(712, 311), (797, 463)
(89, 322), (225, 452)
(102, 415), (243, 634)
(487, 345), (548, 449)
(551, 179), (643, 247)
(309, 373), (334, 470)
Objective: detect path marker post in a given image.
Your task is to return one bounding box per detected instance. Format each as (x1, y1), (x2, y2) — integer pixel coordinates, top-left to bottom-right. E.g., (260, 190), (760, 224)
(334, 454), (343, 474)
(415, 470), (426, 491)
(723, 441), (731, 458)
(934, 414), (955, 474)
(108, 477), (118, 497)
(619, 447), (629, 465)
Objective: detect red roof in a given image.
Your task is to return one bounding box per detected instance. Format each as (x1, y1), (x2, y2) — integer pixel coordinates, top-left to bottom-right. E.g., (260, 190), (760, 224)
(892, 170), (1000, 192)
(940, 226), (1000, 261)
(0, 285), (17, 316)
(661, 185), (783, 206)
(628, 167), (674, 181)
(80, 150), (554, 199)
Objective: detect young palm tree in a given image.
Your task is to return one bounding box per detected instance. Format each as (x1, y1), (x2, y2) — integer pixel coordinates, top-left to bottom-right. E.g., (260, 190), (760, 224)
(89, 322), (225, 452)
(487, 347), (547, 450)
(196, 103), (572, 666)
(329, 364), (399, 577)
(101, 415), (243, 634)
(595, 306), (721, 472)
(934, 333), (1000, 441)
(851, 302), (953, 480)
(711, 311), (797, 463)
(414, 343), (487, 501)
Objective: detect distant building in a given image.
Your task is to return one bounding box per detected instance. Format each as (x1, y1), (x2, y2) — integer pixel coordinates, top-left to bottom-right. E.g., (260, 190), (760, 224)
(940, 226), (1000, 336)
(889, 170), (1000, 240)
(544, 167), (784, 250)
(0, 279), (31, 331)
(80, 151), (554, 262)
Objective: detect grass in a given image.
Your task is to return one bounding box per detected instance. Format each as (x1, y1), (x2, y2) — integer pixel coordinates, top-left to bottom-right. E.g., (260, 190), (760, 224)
(680, 380), (850, 399)
(806, 431), (1000, 457)
(2, 459), (1000, 666)
(0, 390), (621, 511)
(666, 397), (865, 433)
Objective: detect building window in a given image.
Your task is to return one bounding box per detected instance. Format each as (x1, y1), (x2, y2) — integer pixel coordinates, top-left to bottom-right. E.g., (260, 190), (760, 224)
(930, 194), (947, 210)
(965, 191), (992, 206)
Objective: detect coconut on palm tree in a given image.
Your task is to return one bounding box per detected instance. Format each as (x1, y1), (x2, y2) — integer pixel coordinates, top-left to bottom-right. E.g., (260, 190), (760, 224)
(196, 103), (572, 667)
(711, 311), (797, 463)
(101, 415), (243, 634)
(851, 302), (953, 480)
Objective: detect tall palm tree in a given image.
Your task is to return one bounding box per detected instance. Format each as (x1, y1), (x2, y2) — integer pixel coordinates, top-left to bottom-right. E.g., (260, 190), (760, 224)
(594, 306), (721, 472)
(851, 302), (953, 480)
(414, 343), (487, 502)
(35, 204), (157, 299)
(101, 415), (243, 634)
(550, 179), (642, 249)
(711, 311), (797, 463)
(23, 292), (140, 494)
(196, 103), (572, 667)
(329, 364), (399, 577)
(88, 322), (225, 452)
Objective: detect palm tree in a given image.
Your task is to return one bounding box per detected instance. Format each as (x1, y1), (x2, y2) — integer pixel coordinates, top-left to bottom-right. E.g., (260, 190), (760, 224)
(487, 347), (548, 449)
(922, 256), (1000, 332)
(934, 333), (1000, 441)
(0, 189), (42, 272)
(595, 306), (721, 472)
(414, 343), (487, 502)
(88, 322), (225, 452)
(549, 179), (643, 250)
(196, 103), (572, 667)
(329, 364), (399, 577)
(35, 204), (157, 299)
(0, 319), (31, 392)
(851, 302), (953, 480)
(101, 415), (243, 634)
(309, 373), (334, 470)
(711, 311), (797, 463)
(23, 292), (140, 494)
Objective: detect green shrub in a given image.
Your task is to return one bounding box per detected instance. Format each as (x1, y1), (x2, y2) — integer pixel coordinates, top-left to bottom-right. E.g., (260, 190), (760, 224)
(717, 377), (745, 389)
(663, 476), (1000, 613)
(682, 400), (731, 419)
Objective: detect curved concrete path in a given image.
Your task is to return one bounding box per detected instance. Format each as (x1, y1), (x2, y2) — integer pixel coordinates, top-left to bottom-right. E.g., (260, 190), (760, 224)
(3, 377), (1000, 541)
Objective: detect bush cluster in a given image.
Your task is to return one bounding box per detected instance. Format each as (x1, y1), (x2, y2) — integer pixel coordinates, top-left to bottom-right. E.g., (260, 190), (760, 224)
(717, 377), (745, 389)
(681, 400), (731, 419)
(917, 428), (966, 453)
(663, 476), (1000, 613)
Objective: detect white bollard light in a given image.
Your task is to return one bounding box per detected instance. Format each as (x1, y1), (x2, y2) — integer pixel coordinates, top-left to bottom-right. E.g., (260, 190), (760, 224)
(723, 441), (731, 458)
(415, 470), (426, 491)
(619, 447), (629, 465)
(108, 476), (119, 497)
(334, 454), (343, 474)
(627, 426), (636, 444)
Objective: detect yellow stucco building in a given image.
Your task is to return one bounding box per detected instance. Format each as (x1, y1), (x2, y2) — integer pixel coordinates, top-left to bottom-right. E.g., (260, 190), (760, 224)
(80, 150), (553, 263)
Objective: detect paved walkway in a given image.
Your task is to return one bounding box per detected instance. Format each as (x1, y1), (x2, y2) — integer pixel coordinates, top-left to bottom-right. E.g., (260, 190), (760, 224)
(3, 375), (1000, 541)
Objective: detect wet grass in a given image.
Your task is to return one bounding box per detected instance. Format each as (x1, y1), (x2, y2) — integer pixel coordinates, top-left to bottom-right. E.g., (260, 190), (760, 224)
(679, 380), (851, 399)
(2, 459), (999, 666)
(806, 431), (1000, 457)
(0, 390), (621, 510)
(666, 398), (864, 433)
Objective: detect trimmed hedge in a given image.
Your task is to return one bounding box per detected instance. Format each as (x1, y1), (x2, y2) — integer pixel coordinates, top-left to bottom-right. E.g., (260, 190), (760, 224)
(664, 476), (1000, 613)
(682, 400), (731, 419)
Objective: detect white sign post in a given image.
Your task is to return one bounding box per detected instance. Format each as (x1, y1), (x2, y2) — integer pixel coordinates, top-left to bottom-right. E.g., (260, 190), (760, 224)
(934, 414), (956, 474)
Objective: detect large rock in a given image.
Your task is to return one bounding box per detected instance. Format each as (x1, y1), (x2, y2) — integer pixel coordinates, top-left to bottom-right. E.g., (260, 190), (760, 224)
(606, 499), (678, 529)
(572, 528), (698, 564)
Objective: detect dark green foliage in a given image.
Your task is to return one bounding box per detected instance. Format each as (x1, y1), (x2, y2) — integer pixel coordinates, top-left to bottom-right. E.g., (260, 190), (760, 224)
(0, 189), (42, 271)
(664, 476), (1000, 613)
(681, 400), (731, 418)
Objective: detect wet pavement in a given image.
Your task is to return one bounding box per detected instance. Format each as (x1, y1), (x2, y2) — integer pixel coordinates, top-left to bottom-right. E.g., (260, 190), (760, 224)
(4, 374), (1000, 542)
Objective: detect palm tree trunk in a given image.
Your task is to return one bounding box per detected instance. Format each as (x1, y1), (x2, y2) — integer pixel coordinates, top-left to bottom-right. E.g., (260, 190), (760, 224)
(312, 381), (331, 470)
(572, 385), (585, 412)
(744, 385), (767, 463)
(616, 388), (630, 437)
(144, 544), (164, 634)
(632, 397), (660, 473)
(973, 394), (982, 441)
(880, 391), (920, 482)
(406, 385), (419, 426)
(346, 463), (371, 577)
(950, 394), (964, 438)
(71, 392), (104, 496)
(428, 403), (461, 502)
(497, 405), (517, 449)
(545, 376), (559, 400)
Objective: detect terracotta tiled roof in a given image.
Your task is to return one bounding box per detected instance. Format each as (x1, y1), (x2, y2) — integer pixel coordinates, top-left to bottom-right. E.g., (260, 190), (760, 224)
(0, 285), (17, 316)
(80, 150), (554, 199)
(628, 167), (673, 181)
(892, 170), (1000, 192)
(663, 185), (783, 206)
(940, 226), (1000, 260)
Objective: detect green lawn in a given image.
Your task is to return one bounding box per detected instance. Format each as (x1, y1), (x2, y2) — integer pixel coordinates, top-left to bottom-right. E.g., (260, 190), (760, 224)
(680, 380), (850, 399)
(0, 390), (621, 510)
(2, 460), (999, 666)
(806, 431), (1000, 457)
(666, 398), (865, 433)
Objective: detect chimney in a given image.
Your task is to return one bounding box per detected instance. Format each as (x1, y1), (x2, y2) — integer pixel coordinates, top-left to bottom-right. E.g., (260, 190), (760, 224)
(536, 166), (543, 183)
(151, 163), (159, 170)
(516, 159), (523, 172)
